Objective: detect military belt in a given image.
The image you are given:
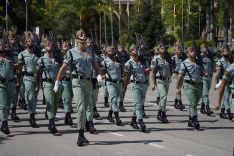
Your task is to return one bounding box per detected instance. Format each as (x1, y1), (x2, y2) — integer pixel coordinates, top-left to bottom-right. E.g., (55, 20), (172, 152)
(156, 76), (169, 81)
(232, 94), (234, 99)
(130, 80), (148, 84)
(42, 79), (54, 83)
(72, 75), (91, 81)
(62, 77), (72, 81)
(0, 79), (15, 83)
(184, 80), (202, 86)
(22, 72), (34, 77)
(106, 78), (122, 84)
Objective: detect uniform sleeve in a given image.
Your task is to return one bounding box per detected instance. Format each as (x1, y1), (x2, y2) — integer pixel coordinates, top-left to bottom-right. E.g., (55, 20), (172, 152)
(101, 60), (106, 71)
(150, 57), (157, 69)
(223, 66), (234, 82)
(37, 58), (43, 70)
(216, 60), (221, 70)
(124, 61), (132, 74)
(18, 52), (23, 64)
(179, 62), (186, 75)
(63, 51), (72, 65)
(93, 53), (98, 63)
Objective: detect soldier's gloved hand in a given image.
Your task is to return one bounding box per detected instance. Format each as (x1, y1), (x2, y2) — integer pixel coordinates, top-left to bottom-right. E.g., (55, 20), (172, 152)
(97, 74), (103, 86)
(53, 80), (61, 93)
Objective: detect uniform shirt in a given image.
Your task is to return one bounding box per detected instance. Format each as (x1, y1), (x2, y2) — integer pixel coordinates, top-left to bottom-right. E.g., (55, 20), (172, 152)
(171, 55), (182, 73)
(63, 47), (97, 78)
(179, 58), (202, 82)
(125, 58), (147, 82)
(150, 55), (170, 79)
(91, 54), (103, 79)
(101, 57), (122, 81)
(202, 56), (213, 77)
(37, 53), (61, 80)
(223, 63), (234, 89)
(62, 54), (72, 79)
(0, 57), (14, 80)
(216, 57), (230, 78)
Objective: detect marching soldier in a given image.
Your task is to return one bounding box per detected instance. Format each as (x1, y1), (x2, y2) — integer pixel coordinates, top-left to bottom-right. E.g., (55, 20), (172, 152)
(171, 45), (186, 110)
(37, 38), (62, 134)
(176, 47), (203, 129)
(124, 44), (149, 132)
(199, 43), (214, 116)
(151, 43), (171, 123)
(61, 41), (73, 126)
(101, 46), (123, 126)
(54, 29), (101, 146)
(18, 32), (39, 128)
(0, 39), (20, 135)
(215, 46), (232, 120)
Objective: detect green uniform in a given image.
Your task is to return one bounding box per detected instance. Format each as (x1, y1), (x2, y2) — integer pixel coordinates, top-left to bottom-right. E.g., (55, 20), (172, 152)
(0, 57), (15, 121)
(216, 58), (231, 109)
(151, 55), (171, 112)
(101, 57), (122, 112)
(223, 64), (234, 107)
(18, 50), (38, 114)
(63, 47), (97, 130)
(201, 56), (213, 106)
(37, 53), (61, 119)
(179, 59), (202, 117)
(125, 58), (148, 119)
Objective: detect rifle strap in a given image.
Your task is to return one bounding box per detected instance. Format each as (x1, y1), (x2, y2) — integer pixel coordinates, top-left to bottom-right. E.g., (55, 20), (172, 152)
(183, 62), (192, 81)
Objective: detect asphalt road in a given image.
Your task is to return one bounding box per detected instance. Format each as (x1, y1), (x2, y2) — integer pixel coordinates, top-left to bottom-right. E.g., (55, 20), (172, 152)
(0, 79), (234, 156)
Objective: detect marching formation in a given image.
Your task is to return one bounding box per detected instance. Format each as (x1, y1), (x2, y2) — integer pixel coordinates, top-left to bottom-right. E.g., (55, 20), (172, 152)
(0, 29), (233, 147)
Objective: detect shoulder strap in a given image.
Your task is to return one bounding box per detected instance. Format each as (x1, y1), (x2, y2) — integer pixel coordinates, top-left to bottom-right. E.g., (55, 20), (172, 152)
(183, 62), (192, 81)
(41, 58), (49, 79)
(104, 60), (112, 80)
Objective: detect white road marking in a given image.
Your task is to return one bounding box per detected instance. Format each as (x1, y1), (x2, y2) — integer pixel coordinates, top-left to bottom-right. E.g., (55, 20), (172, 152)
(36, 109), (43, 113)
(56, 114), (63, 118)
(148, 143), (165, 149)
(110, 132), (124, 137)
(123, 98), (133, 101)
(186, 154), (194, 156)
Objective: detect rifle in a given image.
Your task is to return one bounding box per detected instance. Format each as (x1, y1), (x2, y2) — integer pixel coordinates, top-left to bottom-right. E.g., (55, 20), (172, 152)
(48, 30), (63, 64)
(89, 30), (102, 57)
(32, 32), (43, 57)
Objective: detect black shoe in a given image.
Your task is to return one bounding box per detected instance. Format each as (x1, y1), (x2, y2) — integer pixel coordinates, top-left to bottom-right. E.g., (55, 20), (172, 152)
(58, 98), (64, 109)
(178, 100), (185, 111)
(114, 112), (123, 126)
(77, 129), (85, 146)
(29, 114), (39, 128)
(18, 98), (27, 110)
(157, 109), (162, 121)
(48, 118), (58, 134)
(138, 119), (147, 133)
(1, 121), (10, 135)
(130, 116), (140, 129)
(88, 121), (97, 134)
(188, 116), (200, 129)
(107, 110), (115, 123)
(200, 102), (206, 114)
(142, 105), (149, 118)
(161, 111), (168, 123)
(104, 97), (109, 107)
(206, 105), (214, 116)
(156, 97), (160, 105)
(174, 99), (180, 109)
(226, 108), (233, 120)
(93, 107), (100, 119)
(220, 108), (229, 119)
(64, 112), (73, 126)
(11, 107), (20, 122)
(119, 101), (126, 112)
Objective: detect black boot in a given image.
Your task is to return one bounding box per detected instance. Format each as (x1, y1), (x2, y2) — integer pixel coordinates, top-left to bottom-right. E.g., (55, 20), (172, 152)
(226, 108), (233, 120)
(114, 112), (123, 126)
(48, 118), (58, 134)
(138, 119), (146, 133)
(119, 101), (126, 112)
(130, 116), (140, 129)
(104, 97), (109, 107)
(58, 98), (64, 109)
(88, 121), (97, 134)
(206, 105), (214, 116)
(1, 121), (10, 135)
(200, 102), (206, 114)
(188, 116), (200, 129)
(174, 99), (180, 109)
(64, 112), (73, 126)
(93, 107), (100, 119)
(178, 100), (185, 111)
(157, 109), (162, 121)
(107, 110), (115, 122)
(156, 96), (160, 105)
(29, 114), (39, 128)
(142, 105), (149, 118)
(18, 98), (27, 110)
(220, 108), (228, 119)
(11, 107), (20, 122)
(161, 111), (168, 123)
(45, 110), (48, 119)
(77, 129), (84, 146)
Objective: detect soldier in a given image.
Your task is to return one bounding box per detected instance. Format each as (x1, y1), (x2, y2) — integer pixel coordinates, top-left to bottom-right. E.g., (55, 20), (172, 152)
(151, 43), (171, 123)
(57, 41), (64, 109)
(124, 44), (149, 132)
(199, 43), (214, 116)
(171, 45), (186, 110)
(61, 41), (73, 126)
(37, 38), (62, 134)
(214, 46), (232, 120)
(0, 39), (20, 135)
(54, 29), (101, 146)
(18, 32), (39, 128)
(176, 47), (203, 129)
(101, 46), (123, 126)
(152, 46), (160, 105)
(116, 44), (129, 112)
(215, 64), (234, 121)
